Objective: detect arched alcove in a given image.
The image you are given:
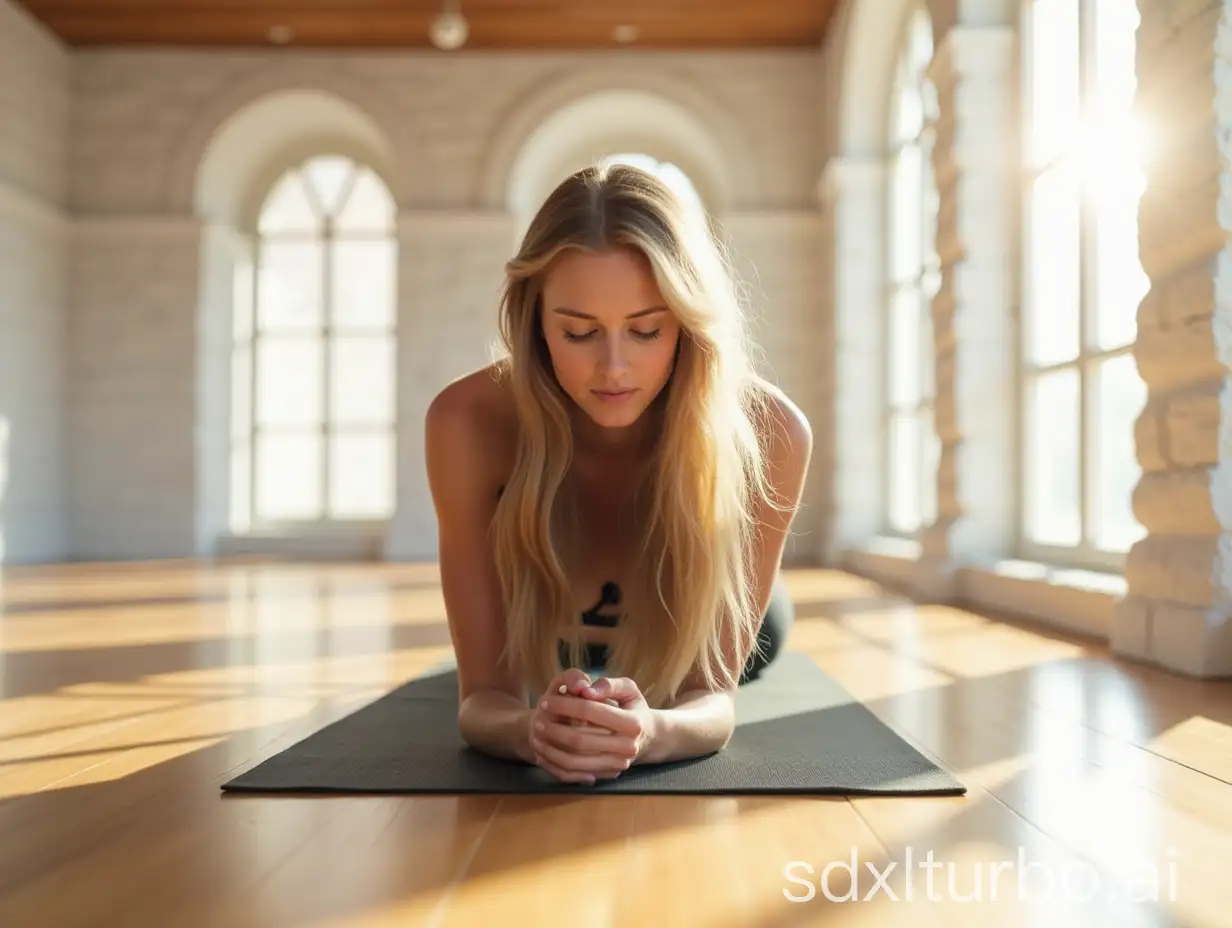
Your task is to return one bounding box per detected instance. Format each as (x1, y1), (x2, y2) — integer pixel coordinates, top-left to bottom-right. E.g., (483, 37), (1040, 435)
(824, 0), (936, 564)
(166, 62), (417, 215)
(479, 67), (759, 222)
(187, 88), (401, 555)
(838, 0), (922, 158)
(191, 89), (398, 228)
(500, 88), (731, 228)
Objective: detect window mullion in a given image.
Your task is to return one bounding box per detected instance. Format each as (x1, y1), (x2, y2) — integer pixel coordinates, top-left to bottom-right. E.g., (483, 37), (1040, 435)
(1078, 0), (1096, 551)
(250, 235), (261, 529)
(322, 224), (332, 524)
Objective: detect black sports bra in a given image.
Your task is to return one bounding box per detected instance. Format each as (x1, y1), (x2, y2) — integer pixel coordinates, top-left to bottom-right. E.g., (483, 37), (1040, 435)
(581, 581), (621, 628)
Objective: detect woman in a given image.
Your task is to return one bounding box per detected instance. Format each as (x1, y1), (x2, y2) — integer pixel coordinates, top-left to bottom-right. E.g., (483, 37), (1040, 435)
(425, 162), (812, 785)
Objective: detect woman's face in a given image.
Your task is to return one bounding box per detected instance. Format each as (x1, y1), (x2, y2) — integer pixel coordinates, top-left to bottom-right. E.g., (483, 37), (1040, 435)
(539, 247), (682, 432)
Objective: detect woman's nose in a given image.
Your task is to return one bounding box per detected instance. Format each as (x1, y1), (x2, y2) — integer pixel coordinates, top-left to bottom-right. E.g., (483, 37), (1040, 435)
(599, 333), (630, 373)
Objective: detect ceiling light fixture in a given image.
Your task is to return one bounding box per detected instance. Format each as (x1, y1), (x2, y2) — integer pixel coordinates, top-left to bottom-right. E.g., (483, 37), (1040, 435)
(430, 0), (469, 50)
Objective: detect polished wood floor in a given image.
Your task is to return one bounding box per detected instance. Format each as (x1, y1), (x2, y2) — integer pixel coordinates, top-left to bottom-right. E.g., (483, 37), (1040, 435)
(0, 558), (1229, 926)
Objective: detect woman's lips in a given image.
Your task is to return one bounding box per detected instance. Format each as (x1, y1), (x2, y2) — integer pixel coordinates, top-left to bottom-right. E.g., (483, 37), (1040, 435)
(592, 388), (637, 404)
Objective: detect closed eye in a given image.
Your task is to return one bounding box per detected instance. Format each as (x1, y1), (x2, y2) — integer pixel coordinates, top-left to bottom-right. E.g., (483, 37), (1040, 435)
(564, 325), (660, 340)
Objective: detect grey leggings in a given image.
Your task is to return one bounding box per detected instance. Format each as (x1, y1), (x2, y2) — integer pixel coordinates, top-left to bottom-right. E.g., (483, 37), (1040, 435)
(739, 575), (795, 683)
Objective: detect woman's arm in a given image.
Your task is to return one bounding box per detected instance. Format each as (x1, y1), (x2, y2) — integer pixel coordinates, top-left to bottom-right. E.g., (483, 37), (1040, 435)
(425, 374), (534, 764)
(637, 689), (736, 764)
(649, 388), (814, 761)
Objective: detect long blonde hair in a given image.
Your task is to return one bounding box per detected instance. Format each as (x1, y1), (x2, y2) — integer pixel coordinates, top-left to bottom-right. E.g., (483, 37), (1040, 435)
(490, 162), (782, 708)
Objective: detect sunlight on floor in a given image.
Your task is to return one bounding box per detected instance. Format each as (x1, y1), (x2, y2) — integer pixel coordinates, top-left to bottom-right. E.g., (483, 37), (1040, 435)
(0, 583), (450, 654)
(1149, 714), (1232, 783)
(0, 641), (454, 800)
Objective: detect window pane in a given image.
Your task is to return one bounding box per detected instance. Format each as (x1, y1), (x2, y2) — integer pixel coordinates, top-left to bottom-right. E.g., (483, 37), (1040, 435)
(305, 156), (356, 217)
(257, 241), (323, 332)
(920, 406), (939, 526)
(1026, 161), (1081, 366)
(1029, 0), (1080, 168)
(255, 432), (322, 520)
(1093, 177), (1148, 350)
(888, 412), (921, 533)
(331, 239), (397, 330)
(1094, 354), (1147, 552)
(891, 142), (923, 281)
(1094, 0), (1139, 120)
(1092, 0), (1148, 351)
(258, 172), (320, 235)
(1026, 368), (1081, 546)
(330, 336), (395, 425)
(889, 285), (922, 407)
(230, 440), (250, 532)
(256, 337), (322, 427)
(335, 170), (395, 234)
(329, 431), (395, 518)
(232, 249), (254, 340)
(231, 343), (251, 440)
(894, 81), (923, 144)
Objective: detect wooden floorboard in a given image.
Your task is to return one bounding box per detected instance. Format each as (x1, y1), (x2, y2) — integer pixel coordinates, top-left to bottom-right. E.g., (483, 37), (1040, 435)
(0, 559), (1227, 925)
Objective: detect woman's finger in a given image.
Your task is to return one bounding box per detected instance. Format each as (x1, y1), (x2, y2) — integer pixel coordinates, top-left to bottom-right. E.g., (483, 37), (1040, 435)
(534, 753), (595, 784)
(551, 669), (593, 696)
(587, 676), (643, 707)
(535, 717), (639, 758)
(539, 693), (640, 736)
(533, 736), (631, 779)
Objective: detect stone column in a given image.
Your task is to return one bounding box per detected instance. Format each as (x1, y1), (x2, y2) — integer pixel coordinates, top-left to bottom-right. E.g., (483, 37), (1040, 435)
(383, 210), (515, 562)
(912, 25), (1017, 600)
(718, 209), (826, 564)
(1111, 0), (1232, 676)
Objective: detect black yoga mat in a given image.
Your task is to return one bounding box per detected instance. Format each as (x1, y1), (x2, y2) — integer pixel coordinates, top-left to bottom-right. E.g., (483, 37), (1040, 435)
(221, 652), (964, 796)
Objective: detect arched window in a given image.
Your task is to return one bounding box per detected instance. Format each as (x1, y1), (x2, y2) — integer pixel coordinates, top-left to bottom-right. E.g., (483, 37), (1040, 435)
(230, 154), (398, 531)
(1020, 0), (1147, 567)
(884, 7), (940, 537)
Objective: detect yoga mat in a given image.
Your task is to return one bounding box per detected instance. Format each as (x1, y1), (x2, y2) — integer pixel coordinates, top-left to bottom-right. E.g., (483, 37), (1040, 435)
(221, 652), (964, 796)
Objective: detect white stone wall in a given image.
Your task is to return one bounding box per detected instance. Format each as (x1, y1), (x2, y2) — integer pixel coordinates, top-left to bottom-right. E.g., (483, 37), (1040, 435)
(61, 47), (827, 562)
(816, 0), (1232, 676)
(1110, 0), (1232, 676)
(67, 217), (202, 559)
(0, 0), (68, 564)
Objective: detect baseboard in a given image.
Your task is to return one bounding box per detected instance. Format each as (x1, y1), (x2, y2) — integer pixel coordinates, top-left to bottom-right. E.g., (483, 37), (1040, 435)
(956, 561), (1122, 640)
(216, 530), (382, 561)
(840, 538), (1122, 642)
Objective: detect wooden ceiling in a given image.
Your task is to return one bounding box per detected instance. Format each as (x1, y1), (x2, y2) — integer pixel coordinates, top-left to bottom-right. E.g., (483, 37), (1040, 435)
(14, 0), (840, 49)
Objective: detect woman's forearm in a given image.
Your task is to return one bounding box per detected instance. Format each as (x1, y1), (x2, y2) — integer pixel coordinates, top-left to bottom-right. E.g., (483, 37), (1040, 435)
(637, 689), (736, 766)
(458, 690), (536, 764)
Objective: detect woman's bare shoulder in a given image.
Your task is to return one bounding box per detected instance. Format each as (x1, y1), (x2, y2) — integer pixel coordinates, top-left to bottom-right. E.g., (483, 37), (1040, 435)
(747, 376), (813, 501)
(749, 376), (812, 453)
(425, 363), (518, 492)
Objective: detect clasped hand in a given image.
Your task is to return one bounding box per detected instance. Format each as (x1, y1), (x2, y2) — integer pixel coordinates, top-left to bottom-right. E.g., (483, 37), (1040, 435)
(529, 669), (654, 785)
